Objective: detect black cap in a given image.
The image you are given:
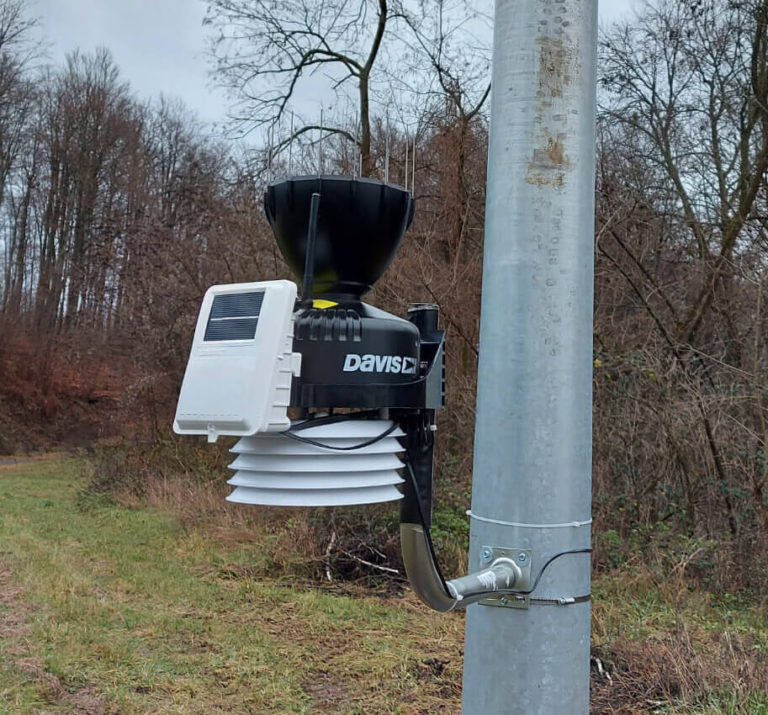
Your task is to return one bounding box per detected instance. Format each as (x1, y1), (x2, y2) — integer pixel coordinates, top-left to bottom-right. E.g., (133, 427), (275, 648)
(265, 175), (415, 298)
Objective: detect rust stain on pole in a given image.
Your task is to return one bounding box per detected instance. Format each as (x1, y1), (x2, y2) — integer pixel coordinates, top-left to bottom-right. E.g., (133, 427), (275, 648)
(537, 35), (570, 98)
(526, 34), (576, 188)
(526, 131), (572, 187)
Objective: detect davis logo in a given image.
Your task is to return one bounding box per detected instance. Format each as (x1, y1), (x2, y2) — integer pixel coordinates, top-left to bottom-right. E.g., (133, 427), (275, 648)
(343, 353), (418, 375)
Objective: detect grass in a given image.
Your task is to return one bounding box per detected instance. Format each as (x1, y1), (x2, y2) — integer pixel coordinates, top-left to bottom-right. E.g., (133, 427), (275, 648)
(0, 456), (767, 713)
(0, 457), (463, 713)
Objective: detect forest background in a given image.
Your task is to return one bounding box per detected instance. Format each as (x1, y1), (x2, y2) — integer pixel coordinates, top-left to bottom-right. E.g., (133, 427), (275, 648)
(2, 0), (768, 600)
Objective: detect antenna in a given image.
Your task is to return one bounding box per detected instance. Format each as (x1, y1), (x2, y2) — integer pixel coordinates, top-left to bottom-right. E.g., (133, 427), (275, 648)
(319, 108), (324, 174)
(353, 112), (359, 177)
(302, 192), (321, 303)
(385, 116), (390, 183)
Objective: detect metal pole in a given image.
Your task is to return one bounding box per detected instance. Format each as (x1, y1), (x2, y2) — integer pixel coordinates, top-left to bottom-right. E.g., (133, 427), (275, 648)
(462, 0), (597, 712)
(289, 112), (294, 175)
(319, 108), (325, 174)
(405, 135), (409, 192)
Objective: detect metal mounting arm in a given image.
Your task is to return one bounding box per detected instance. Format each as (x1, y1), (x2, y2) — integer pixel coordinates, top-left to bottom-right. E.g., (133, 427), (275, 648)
(396, 306), (534, 611)
(400, 523), (530, 612)
(398, 412), (532, 612)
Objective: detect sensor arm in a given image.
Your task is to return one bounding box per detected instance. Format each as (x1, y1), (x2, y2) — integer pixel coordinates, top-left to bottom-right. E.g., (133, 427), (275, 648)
(399, 416), (525, 612)
(400, 523), (456, 611)
(400, 523), (524, 612)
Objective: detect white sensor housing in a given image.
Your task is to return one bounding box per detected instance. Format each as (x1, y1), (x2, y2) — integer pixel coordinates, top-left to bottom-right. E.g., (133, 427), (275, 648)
(173, 280), (301, 440)
(226, 420), (405, 506)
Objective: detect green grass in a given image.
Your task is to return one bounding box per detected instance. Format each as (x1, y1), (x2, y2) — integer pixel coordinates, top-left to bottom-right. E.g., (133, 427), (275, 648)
(0, 457), (463, 713)
(1, 457), (767, 714)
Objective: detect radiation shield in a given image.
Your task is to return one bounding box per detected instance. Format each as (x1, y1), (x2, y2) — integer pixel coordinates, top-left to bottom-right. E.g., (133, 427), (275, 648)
(226, 420), (406, 507)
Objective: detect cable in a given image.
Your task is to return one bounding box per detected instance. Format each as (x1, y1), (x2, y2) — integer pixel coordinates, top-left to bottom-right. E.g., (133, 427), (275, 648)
(516, 548), (592, 596)
(404, 460), (450, 593)
(288, 410), (381, 432)
(282, 421), (399, 451)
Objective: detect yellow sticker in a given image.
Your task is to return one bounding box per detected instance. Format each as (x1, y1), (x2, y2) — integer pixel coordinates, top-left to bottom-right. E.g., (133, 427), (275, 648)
(312, 299), (339, 309)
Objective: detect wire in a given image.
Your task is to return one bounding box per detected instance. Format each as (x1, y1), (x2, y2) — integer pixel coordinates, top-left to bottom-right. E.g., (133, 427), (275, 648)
(517, 548), (592, 596)
(282, 421), (399, 451)
(404, 460), (450, 592)
(288, 410), (381, 432)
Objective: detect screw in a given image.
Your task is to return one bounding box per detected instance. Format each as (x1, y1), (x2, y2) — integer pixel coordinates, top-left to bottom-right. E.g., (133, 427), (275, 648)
(517, 552), (528, 564)
(480, 547), (493, 563)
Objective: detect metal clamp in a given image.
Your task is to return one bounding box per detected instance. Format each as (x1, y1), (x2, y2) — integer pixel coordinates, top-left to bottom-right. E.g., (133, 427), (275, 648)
(476, 546), (533, 609)
(483, 593), (591, 609)
(401, 525), (536, 611)
(483, 593), (531, 609)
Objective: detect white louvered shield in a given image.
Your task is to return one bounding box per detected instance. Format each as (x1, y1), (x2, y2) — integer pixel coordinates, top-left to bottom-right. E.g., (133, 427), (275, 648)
(226, 419), (405, 507)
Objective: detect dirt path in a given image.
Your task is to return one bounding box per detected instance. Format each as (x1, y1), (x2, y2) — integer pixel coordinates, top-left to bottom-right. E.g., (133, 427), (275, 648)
(0, 559), (29, 655)
(0, 452), (71, 468)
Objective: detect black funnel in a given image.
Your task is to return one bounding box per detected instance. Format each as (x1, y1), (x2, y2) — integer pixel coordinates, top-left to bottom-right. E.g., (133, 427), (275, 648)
(265, 175), (414, 298)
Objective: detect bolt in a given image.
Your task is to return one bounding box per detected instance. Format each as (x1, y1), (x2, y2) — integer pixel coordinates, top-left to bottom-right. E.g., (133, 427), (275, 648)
(517, 552), (528, 564)
(480, 547), (493, 563)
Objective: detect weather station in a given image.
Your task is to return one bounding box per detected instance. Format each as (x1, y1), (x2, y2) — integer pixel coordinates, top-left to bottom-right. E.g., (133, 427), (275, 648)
(173, 174), (549, 609)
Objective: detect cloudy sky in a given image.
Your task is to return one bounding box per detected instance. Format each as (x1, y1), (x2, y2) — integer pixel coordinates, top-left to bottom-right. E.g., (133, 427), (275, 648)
(34, 0), (637, 129)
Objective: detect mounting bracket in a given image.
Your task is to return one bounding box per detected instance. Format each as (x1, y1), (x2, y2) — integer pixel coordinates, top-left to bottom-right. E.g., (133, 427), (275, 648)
(477, 546), (532, 610)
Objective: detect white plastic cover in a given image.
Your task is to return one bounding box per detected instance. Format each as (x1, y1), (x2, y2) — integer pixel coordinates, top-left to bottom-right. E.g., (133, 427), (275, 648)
(173, 280), (301, 439)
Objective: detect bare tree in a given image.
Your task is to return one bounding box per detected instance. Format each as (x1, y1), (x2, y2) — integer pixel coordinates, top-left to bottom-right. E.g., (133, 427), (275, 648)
(0, 0), (39, 310)
(600, 0), (768, 351)
(595, 0), (768, 550)
(205, 0), (402, 175)
(400, 0), (491, 123)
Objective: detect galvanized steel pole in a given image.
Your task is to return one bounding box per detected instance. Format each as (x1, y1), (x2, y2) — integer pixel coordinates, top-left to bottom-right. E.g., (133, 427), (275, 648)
(462, 0), (597, 712)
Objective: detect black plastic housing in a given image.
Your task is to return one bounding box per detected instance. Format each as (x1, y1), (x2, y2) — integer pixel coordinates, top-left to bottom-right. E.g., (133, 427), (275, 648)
(265, 175), (414, 298)
(289, 300), (446, 410)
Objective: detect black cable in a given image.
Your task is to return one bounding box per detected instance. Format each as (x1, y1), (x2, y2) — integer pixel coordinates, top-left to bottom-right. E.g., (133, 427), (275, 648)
(282, 421), (399, 451)
(404, 460), (450, 592)
(288, 410), (381, 433)
(516, 548), (592, 596)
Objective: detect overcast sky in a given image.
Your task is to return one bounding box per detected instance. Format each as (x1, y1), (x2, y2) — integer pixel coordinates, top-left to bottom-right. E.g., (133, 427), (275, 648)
(33, 0), (637, 130)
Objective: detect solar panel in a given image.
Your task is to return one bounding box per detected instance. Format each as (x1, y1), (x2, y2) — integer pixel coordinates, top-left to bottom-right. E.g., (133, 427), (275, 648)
(209, 291), (264, 319)
(204, 290), (265, 341)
